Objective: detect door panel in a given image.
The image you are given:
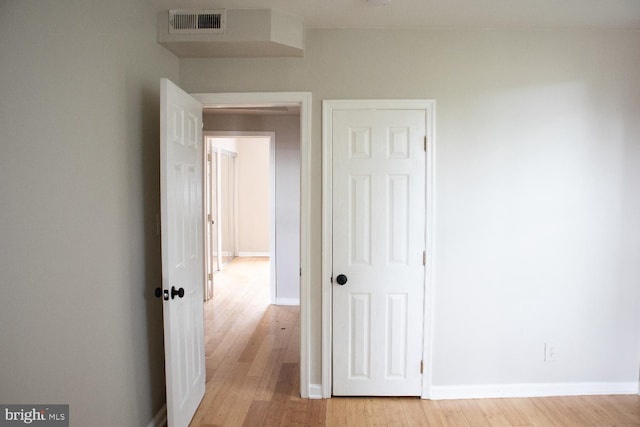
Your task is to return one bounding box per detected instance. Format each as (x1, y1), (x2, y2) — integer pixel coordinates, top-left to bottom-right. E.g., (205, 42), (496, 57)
(332, 109), (425, 396)
(350, 174), (371, 265)
(349, 293), (371, 378)
(160, 78), (205, 426)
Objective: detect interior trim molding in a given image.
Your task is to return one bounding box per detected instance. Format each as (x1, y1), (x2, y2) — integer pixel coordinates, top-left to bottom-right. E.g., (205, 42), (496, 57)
(429, 382), (640, 400)
(308, 383), (323, 399)
(147, 404), (167, 427)
(275, 297), (300, 306)
(238, 252), (270, 257)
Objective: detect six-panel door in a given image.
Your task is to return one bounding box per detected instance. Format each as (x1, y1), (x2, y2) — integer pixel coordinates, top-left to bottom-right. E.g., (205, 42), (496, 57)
(160, 78), (206, 426)
(332, 109), (426, 396)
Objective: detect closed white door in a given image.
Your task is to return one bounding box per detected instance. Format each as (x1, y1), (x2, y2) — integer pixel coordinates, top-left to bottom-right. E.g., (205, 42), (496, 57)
(332, 108), (426, 396)
(160, 78), (205, 426)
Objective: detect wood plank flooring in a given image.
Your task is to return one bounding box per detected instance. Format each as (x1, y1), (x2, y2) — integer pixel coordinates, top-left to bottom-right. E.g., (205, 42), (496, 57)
(190, 257), (640, 426)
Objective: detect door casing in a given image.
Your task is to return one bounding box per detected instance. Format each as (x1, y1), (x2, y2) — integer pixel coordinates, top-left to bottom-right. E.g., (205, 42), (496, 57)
(321, 99), (437, 399)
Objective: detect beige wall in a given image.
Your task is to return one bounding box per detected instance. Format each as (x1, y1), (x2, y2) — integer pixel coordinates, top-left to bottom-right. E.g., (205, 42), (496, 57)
(0, 1), (178, 425)
(237, 137), (270, 254)
(184, 29), (640, 391)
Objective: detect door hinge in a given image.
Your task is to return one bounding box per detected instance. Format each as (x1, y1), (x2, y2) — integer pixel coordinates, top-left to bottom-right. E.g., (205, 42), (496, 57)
(423, 251), (426, 266)
(207, 214), (212, 222)
(420, 360), (424, 374)
(424, 136), (427, 151)
(207, 153), (212, 162)
(208, 273), (213, 281)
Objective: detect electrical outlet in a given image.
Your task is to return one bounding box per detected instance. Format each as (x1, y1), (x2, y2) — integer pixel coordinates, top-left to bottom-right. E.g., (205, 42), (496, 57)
(544, 342), (558, 362)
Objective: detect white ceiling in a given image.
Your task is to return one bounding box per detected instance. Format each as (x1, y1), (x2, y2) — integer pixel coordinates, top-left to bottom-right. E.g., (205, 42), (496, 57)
(156, 0), (640, 29)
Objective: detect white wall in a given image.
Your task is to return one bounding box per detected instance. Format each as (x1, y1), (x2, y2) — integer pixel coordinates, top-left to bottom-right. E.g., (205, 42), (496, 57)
(237, 137), (270, 255)
(0, 1), (178, 425)
(204, 115), (301, 302)
(186, 29), (640, 394)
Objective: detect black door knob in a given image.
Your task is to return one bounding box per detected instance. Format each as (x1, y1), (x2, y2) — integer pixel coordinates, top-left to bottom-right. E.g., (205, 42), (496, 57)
(171, 286), (185, 299)
(336, 274), (348, 285)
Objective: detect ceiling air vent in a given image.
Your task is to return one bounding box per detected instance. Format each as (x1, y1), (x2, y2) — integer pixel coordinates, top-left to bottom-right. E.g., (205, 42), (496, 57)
(169, 10), (225, 34)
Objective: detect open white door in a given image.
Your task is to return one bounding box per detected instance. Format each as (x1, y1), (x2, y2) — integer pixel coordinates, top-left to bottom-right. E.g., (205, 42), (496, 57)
(160, 78), (205, 427)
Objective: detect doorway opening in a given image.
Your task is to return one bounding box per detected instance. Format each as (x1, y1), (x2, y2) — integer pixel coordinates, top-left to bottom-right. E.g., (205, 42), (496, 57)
(193, 91), (313, 398)
(204, 133), (276, 303)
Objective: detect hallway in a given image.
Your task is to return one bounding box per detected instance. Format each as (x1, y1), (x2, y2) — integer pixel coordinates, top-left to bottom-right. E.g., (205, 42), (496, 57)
(190, 257), (321, 426)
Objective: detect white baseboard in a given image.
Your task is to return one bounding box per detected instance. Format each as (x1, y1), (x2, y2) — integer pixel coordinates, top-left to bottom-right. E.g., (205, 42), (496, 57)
(275, 297), (300, 306)
(147, 404), (166, 427)
(429, 382), (639, 400)
(308, 383), (323, 399)
(238, 252), (270, 257)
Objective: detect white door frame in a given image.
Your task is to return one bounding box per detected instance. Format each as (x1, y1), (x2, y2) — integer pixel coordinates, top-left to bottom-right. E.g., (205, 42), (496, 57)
(205, 131), (277, 304)
(192, 92), (313, 398)
(321, 99), (437, 399)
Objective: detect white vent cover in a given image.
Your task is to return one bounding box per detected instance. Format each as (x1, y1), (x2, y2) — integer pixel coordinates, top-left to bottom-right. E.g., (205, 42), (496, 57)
(169, 10), (225, 34)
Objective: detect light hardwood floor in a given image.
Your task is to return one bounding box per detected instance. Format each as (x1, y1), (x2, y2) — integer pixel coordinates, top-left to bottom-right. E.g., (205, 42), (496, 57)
(190, 257), (640, 426)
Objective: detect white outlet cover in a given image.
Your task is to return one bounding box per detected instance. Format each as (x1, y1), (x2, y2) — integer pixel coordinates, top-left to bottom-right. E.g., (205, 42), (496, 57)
(544, 342), (558, 362)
